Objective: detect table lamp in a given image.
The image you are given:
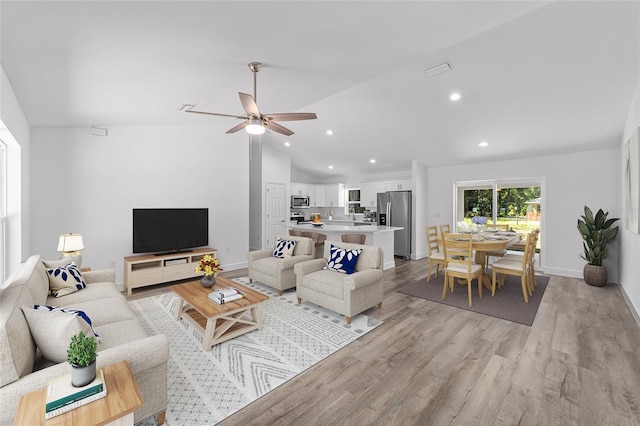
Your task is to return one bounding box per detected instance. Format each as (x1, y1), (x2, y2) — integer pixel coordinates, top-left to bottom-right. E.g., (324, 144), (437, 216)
(57, 233), (85, 267)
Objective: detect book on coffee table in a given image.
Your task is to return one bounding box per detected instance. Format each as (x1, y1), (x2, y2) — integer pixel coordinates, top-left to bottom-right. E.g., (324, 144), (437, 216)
(45, 369), (107, 419)
(209, 287), (244, 303)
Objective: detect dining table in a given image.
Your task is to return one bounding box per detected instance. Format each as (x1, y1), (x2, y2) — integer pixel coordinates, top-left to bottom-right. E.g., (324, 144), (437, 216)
(442, 232), (523, 290)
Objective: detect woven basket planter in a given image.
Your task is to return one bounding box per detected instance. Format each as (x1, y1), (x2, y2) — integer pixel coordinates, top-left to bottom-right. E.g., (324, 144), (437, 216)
(583, 264), (607, 287)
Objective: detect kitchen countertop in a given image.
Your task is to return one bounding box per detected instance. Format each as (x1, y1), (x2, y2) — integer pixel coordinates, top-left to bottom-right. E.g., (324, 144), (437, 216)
(288, 223), (403, 233)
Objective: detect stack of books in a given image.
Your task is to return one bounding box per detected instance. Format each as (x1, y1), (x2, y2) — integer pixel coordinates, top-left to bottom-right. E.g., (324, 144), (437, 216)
(45, 369), (107, 419)
(208, 287), (244, 304)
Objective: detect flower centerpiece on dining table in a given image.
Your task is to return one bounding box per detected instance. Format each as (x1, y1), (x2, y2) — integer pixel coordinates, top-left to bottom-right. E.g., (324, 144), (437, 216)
(471, 215), (488, 232)
(195, 254), (222, 288)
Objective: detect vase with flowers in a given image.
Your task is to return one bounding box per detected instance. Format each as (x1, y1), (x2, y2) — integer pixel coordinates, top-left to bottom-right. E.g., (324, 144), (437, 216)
(195, 254), (222, 288)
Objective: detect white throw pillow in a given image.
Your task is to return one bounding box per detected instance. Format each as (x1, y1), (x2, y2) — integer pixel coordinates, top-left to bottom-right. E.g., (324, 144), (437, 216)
(46, 262), (87, 297)
(21, 305), (99, 363)
(272, 238), (296, 258)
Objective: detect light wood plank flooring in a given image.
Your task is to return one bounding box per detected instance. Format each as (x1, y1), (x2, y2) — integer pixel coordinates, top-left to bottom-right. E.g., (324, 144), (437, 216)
(126, 259), (640, 425)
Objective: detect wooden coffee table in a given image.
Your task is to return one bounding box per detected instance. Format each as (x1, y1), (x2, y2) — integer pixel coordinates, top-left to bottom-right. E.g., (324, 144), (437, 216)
(170, 277), (269, 350)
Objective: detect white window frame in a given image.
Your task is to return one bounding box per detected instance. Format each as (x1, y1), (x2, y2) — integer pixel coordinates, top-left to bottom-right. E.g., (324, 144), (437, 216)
(454, 177), (545, 268)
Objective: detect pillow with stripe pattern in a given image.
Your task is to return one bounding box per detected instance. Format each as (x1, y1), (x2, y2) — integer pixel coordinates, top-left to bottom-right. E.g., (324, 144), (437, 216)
(46, 262), (86, 297)
(272, 238), (296, 258)
(324, 244), (362, 274)
(20, 305), (99, 363)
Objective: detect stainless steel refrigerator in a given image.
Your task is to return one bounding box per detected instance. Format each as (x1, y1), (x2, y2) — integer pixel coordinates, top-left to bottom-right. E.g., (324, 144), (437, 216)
(377, 190), (412, 259)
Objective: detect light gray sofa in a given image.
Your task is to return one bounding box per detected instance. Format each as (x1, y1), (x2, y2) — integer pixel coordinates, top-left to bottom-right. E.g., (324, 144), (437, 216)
(0, 254), (169, 425)
(248, 234), (315, 295)
(294, 241), (384, 324)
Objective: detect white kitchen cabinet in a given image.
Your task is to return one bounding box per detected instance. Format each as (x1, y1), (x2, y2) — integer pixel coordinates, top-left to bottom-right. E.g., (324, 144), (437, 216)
(360, 182), (386, 208)
(312, 184), (326, 207)
(291, 182), (310, 196)
(325, 183), (345, 207)
(385, 180), (412, 191)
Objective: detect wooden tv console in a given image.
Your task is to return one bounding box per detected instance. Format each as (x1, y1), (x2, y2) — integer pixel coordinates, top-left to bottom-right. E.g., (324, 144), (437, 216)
(124, 247), (217, 295)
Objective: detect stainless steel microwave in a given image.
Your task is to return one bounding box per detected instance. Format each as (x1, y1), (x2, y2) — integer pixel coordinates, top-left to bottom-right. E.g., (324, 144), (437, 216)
(291, 195), (310, 208)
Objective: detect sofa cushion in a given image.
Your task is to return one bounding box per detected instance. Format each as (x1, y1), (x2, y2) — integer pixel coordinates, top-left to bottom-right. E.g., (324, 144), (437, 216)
(61, 297), (137, 327)
(272, 238), (296, 258)
(21, 305), (99, 363)
(250, 256), (283, 276)
(301, 270), (345, 300)
(93, 319), (148, 350)
(0, 255), (47, 387)
(48, 281), (123, 307)
(46, 263), (87, 297)
(325, 244), (362, 274)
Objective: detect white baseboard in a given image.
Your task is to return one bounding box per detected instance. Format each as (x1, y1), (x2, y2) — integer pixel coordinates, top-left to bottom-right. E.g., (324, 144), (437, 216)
(617, 282), (640, 327)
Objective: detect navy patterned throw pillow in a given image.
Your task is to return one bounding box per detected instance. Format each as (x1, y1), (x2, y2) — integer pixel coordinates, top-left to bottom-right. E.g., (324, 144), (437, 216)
(46, 263), (87, 297)
(272, 238), (297, 258)
(325, 244), (362, 274)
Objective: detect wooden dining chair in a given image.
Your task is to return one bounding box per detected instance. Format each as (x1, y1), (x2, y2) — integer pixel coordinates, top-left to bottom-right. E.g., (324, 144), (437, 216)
(491, 231), (536, 303)
(442, 233), (484, 307)
(439, 224), (451, 236)
(341, 233), (366, 244)
(425, 226), (445, 282)
(289, 230), (303, 237)
(503, 228), (539, 289)
(483, 222), (510, 266)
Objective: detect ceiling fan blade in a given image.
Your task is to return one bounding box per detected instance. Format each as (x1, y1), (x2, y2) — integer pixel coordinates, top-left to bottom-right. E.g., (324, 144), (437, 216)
(264, 112), (317, 122)
(265, 121), (294, 136)
(226, 121), (248, 134)
(239, 92), (260, 118)
(185, 109), (246, 119)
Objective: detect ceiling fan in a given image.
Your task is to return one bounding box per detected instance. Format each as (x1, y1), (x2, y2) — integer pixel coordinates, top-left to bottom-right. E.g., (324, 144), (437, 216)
(178, 62), (317, 136)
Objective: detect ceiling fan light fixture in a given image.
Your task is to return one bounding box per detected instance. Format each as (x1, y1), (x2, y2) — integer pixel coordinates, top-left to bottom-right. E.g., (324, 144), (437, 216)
(246, 119), (265, 135)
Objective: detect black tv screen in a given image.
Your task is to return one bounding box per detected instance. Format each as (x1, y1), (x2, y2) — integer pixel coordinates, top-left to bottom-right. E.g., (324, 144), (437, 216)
(133, 208), (208, 254)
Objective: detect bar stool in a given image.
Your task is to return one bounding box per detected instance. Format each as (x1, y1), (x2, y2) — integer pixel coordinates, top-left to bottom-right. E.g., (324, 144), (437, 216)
(341, 234), (366, 244)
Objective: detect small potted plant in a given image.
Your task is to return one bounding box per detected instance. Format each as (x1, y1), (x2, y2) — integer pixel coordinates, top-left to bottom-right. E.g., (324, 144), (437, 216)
(577, 206), (619, 286)
(67, 331), (98, 387)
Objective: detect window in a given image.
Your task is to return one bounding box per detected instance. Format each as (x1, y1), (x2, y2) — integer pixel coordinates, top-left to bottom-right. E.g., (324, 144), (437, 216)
(455, 178), (544, 264)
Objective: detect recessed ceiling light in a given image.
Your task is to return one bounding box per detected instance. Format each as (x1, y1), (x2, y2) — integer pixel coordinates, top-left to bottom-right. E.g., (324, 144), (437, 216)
(328, 165), (334, 169)
(370, 159), (376, 164)
(326, 130), (333, 136)
(479, 141), (489, 147)
(284, 141), (290, 147)
(450, 92), (461, 101)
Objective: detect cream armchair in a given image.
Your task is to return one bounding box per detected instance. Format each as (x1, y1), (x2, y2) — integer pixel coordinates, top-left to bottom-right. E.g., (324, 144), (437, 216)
(294, 241), (383, 324)
(248, 234), (315, 295)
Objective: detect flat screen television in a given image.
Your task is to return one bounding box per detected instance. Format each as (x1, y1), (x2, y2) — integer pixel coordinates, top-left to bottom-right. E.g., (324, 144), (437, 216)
(133, 208), (208, 255)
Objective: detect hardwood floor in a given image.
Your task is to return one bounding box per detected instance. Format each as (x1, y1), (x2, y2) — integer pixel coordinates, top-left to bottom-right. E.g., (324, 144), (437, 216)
(126, 259), (640, 425)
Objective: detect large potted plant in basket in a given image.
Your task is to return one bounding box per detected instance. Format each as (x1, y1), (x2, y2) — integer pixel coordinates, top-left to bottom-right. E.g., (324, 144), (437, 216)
(67, 331), (98, 387)
(577, 206), (619, 287)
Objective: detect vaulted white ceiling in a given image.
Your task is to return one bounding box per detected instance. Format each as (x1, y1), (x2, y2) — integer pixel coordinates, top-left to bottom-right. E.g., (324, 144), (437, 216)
(2, 1), (639, 179)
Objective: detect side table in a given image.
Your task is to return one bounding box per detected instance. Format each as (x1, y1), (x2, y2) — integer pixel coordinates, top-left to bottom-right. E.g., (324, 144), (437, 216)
(13, 360), (143, 426)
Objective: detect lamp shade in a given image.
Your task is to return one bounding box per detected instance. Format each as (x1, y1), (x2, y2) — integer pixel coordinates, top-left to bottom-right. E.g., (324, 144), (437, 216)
(57, 233), (85, 252)
(245, 118), (265, 135)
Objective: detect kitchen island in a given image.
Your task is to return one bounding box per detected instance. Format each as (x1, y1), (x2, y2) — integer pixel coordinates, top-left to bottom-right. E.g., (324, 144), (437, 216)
(287, 223), (404, 270)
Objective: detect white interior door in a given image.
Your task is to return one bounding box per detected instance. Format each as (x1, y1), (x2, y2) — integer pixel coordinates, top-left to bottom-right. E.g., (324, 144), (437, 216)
(266, 182), (286, 248)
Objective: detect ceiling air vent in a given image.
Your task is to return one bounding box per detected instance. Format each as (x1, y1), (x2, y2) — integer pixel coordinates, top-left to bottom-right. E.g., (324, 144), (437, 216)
(424, 62), (452, 78)
(174, 103), (195, 111)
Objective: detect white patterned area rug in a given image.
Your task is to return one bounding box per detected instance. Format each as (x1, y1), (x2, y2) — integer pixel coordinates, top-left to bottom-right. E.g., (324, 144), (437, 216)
(129, 277), (383, 426)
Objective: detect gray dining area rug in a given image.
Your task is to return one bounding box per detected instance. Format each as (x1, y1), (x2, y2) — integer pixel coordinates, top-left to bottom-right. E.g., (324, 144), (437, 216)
(397, 270), (549, 326)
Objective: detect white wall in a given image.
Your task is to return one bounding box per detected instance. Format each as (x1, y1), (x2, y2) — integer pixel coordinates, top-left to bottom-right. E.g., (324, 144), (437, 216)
(0, 66), (30, 273)
(426, 148), (621, 281)
(620, 75), (640, 317)
(412, 160), (428, 259)
(29, 125), (249, 286)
